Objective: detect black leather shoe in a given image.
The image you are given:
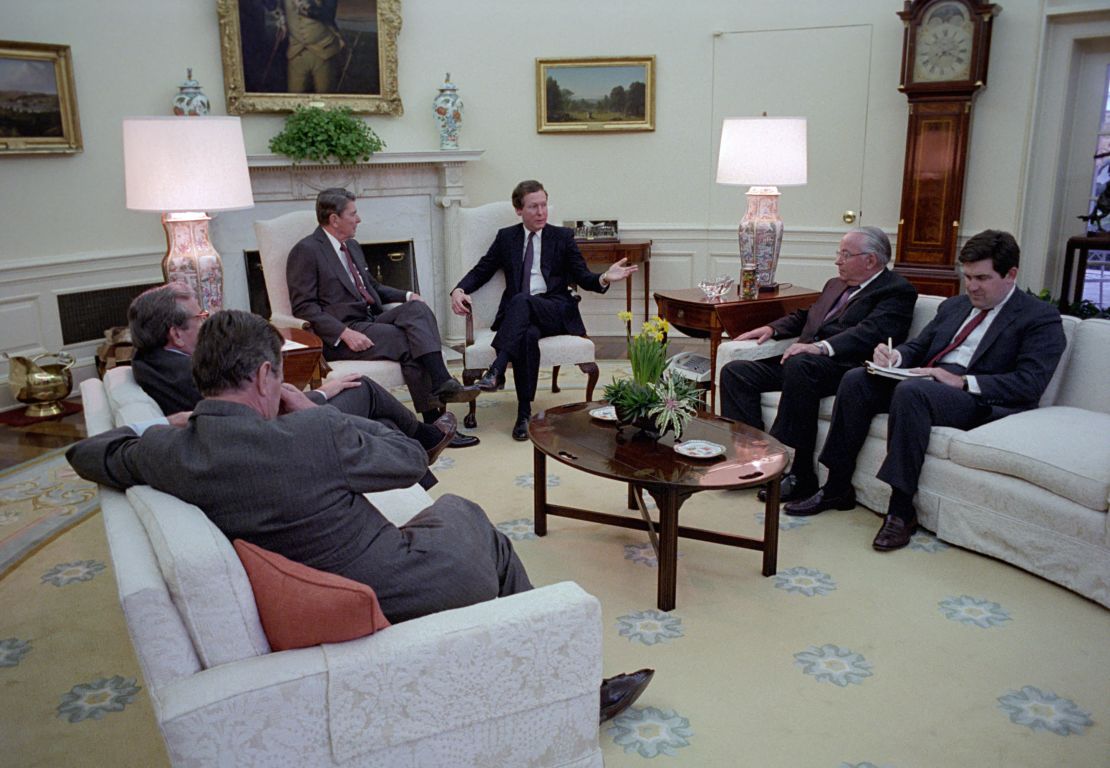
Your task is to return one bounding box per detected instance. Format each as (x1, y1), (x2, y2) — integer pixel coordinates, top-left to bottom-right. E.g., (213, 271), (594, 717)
(783, 487), (856, 517)
(434, 379), (481, 404)
(426, 412), (457, 464)
(511, 416), (530, 441)
(448, 432), (480, 448)
(477, 367), (503, 392)
(873, 513), (916, 551)
(757, 473), (817, 503)
(600, 668), (654, 724)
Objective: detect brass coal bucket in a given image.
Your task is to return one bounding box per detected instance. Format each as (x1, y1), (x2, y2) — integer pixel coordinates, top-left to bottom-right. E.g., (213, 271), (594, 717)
(5, 352), (76, 418)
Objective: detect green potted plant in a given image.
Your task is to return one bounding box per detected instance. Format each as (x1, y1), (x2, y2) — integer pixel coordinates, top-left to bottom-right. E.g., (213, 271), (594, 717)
(269, 105), (385, 164)
(603, 312), (701, 439)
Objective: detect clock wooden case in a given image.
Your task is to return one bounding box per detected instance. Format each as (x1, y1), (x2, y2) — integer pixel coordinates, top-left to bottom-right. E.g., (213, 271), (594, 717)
(894, 0), (1000, 296)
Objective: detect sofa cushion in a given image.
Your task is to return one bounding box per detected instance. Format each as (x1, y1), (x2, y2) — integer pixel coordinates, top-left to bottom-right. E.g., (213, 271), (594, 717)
(102, 366), (164, 427)
(234, 540), (390, 651)
(126, 486), (271, 668)
(1055, 318), (1110, 413)
(948, 406), (1110, 511)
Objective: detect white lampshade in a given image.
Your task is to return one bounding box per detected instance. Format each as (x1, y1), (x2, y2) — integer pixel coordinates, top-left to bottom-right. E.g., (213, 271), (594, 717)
(716, 117), (808, 187)
(123, 116), (254, 212)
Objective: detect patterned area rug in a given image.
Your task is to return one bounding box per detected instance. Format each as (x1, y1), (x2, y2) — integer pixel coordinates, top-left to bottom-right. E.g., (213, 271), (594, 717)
(1, 362), (1107, 767)
(0, 448), (100, 578)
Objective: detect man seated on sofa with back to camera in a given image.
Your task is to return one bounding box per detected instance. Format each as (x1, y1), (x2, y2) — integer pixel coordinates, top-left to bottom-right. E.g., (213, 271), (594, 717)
(287, 187), (480, 448)
(69, 309), (654, 724)
(717, 226), (917, 503)
(128, 282), (457, 478)
(784, 229), (1067, 551)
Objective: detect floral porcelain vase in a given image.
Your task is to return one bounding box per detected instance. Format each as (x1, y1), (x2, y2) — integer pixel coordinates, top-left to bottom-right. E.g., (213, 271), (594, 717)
(172, 68), (209, 116)
(433, 73), (463, 149)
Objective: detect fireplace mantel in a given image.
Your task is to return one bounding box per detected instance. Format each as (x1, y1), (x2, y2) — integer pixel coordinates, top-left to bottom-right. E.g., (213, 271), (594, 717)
(246, 150), (484, 206)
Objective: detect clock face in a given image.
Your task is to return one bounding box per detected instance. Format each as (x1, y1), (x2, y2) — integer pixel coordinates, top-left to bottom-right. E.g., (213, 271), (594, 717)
(912, 1), (974, 83)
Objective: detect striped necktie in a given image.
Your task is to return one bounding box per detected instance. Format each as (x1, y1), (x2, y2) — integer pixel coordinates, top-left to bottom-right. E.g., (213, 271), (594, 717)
(926, 309), (989, 367)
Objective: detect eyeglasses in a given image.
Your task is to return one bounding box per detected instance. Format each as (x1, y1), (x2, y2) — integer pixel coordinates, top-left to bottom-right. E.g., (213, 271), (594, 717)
(835, 250), (871, 261)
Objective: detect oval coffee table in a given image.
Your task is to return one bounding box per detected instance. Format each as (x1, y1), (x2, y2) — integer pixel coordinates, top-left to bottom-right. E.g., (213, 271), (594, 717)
(529, 402), (789, 611)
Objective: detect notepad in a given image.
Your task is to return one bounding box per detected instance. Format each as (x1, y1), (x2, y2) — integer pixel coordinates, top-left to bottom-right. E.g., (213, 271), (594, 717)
(864, 361), (933, 381)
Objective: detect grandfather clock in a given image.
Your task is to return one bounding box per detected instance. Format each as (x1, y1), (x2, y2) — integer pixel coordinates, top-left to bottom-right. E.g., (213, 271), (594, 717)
(894, 0), (1000, 295)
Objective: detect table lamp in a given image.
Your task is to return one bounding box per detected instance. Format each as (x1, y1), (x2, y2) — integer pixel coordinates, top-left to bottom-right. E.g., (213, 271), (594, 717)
(123, 116), (254, 312)
(715, 116), (807, 291)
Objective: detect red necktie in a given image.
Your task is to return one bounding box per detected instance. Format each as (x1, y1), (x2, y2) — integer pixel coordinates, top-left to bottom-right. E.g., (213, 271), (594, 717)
(822, 285), (859, 322)
(340, 241), (375, 306)
(926, 309), (989, 366)
(520, 232), (535, 292)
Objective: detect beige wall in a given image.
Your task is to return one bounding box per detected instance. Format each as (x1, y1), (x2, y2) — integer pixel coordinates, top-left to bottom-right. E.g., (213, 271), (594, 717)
(3, 0), (1105, 404)
(1, 0), (1048, 265)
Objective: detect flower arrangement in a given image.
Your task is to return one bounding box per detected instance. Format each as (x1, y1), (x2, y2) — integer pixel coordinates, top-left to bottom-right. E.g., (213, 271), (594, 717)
(603, 312), (702, 439)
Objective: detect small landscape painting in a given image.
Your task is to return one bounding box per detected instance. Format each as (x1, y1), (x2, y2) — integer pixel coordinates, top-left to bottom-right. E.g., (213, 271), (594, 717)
(0, 40), (82, 155)
(536, 56), (655, 134)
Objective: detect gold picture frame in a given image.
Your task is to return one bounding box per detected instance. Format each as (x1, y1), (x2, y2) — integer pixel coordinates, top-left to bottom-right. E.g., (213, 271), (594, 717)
(0, 40), (82, 155)
(536, 56), (655, 134)
(216, 0), (403, 115)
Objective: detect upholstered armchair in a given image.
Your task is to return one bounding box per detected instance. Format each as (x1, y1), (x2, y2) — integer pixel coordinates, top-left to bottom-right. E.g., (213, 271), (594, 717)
(253, 211), (405, 389)
(456, 202), (599, 428)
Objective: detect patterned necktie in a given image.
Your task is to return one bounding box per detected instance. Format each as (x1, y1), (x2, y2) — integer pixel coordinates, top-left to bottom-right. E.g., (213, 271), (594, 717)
(926, 309), (989, 366)
(340, 241), (375, 306)
(822, 285), (859, 322)
(520, 232), (535, 293)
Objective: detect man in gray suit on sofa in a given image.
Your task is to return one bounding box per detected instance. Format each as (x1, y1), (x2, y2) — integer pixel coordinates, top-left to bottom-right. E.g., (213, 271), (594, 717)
(68, 309), (652, 722)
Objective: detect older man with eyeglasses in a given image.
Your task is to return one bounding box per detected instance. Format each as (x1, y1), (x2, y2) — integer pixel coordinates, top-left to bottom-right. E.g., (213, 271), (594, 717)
(718, 226), (918, 503)
(127, 283), (458, 475)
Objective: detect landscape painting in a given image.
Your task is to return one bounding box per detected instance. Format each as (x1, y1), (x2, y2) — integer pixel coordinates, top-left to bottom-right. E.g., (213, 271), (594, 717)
(536, 56), (655, 133)
(0, 41), (82, 155)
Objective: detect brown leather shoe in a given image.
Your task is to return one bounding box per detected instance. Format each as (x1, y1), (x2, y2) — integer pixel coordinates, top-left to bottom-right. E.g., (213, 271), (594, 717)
(433, 379), (481, 404)
(783, 487), (856, 517)
(599, 668), (654, 724)
(426, 412), (457, 464)
(872, 513), (916, 551)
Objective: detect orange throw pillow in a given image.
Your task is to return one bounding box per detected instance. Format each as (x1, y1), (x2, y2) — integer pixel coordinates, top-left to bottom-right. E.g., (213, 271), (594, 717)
(233, 539), (390, 651)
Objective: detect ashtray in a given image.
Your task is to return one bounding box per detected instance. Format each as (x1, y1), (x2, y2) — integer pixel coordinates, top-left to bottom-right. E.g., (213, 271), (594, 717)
(697, 276), (735, 301)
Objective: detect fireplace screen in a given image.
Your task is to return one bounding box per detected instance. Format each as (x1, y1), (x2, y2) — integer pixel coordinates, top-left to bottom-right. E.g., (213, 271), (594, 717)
(246, 240), (418, 319)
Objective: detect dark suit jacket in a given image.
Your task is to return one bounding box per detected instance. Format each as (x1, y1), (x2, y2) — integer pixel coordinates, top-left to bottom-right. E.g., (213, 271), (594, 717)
(287, 227), (410, 347)
(132, 346), (332, 415)
(454, 224), (607, 334)
(770, 269), (918, 361)
(131, 348), (201, 415)
(896, 289), (1066, 418)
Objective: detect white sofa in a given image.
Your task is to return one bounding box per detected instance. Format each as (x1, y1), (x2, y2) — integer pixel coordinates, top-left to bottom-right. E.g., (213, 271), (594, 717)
(78, 367), (605, 767)
(715, 300), (1110, 609)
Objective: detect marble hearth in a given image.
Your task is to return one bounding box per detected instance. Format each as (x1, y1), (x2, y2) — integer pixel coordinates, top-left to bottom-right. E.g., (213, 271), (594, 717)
(210, 150), (482, 335)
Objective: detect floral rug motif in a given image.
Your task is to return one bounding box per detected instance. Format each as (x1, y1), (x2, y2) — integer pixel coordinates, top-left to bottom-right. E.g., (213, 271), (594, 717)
(0, 448), (99, 578)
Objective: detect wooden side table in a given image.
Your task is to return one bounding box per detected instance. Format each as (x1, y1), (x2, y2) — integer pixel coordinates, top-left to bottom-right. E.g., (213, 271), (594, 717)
(279, 327), (324, 390)
(653, 286), (820, 410)
(577, 239), (651, 322)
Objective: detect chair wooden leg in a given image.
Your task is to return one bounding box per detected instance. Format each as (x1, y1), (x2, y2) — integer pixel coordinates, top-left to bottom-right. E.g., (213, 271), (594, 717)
(551, 365), (561, 393)
(579, 362), (599, 401)
(462, 368), (483, 428)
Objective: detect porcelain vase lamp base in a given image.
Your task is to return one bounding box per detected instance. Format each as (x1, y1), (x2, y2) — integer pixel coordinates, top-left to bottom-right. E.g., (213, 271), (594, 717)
(161, 212), (223, 313)
(738, 186), (784, 291)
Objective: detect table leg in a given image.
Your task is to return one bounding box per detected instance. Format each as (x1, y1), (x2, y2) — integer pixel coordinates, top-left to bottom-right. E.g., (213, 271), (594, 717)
(533, 447), (547, 537)
(709, 327), (722, 413)
(626, 274), (633, 319)
(643, 259), (650, 324)
(761, 475), (780, 576)
(1060, 244), (1076, 310)
(655, 488), (679, 612)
